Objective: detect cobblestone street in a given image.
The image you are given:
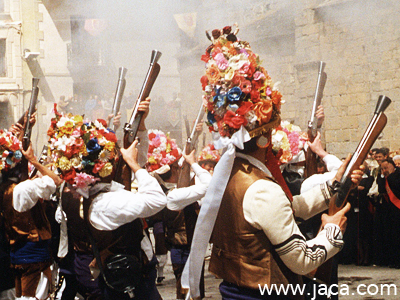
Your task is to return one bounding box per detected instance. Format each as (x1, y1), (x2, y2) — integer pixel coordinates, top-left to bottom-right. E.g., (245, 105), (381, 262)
(157, 260), (400, 300)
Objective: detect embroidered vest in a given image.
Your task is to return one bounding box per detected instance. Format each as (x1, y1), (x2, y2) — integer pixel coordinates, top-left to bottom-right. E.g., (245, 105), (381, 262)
(209, 158), (303, 300)
(0, 181), (51, 246)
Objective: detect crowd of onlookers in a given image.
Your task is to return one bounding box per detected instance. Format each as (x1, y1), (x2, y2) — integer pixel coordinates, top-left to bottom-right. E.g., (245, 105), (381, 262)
(338, 147), (400, 268)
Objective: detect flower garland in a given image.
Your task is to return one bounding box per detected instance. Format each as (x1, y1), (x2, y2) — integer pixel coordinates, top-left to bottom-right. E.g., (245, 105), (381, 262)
(201, 25), (283, 139)
(272, 121), (308, 164)
(197, 143), (221, 163)
(0, 130), (23, 173)
(47, 104), (118, 190)
(146, 129), (182, 172)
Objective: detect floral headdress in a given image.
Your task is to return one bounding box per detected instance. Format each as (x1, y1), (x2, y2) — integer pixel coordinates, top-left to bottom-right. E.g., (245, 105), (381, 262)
(197, 143), (221, 164)
(271, 121), (308, 164)
(0, 130), (23, 173)
(47, 104), (118, 191)
(201, 24), (282, 139)
(146, 129), (182, 174)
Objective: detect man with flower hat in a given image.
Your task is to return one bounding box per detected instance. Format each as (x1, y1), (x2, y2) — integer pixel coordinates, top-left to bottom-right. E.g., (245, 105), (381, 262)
(0, 128), (63, 300)
(196, 143), (221, 175)
(145, 129), (212, 300)
(20, 98), (167, 300)
(182, 25), (364, 300)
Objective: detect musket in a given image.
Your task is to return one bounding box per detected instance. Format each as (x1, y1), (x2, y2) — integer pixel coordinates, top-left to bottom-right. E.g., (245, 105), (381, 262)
(310, 95), (391, 284)
(114, 50), (162, 189)
(20, 78), (40, 181)
(304, 61), (327, 178)
(108, 67), (128, 131)
(177, 103), (206, 245)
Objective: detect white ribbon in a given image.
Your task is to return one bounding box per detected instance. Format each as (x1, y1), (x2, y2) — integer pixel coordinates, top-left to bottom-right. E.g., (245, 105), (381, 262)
(57, 181), (68, 258)
(181, 126), (250, 299)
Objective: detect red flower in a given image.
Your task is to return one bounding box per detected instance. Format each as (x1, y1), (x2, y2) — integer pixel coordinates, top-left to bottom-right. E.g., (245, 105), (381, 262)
(207, 101), (214, 112)
(201, 53), (210, 63)
(231, 74), (244, 86)
(62, 168), (76, 184)
(236, 102), (253, 116)
(200, 75), (209, 90)
(250, 89), (261, 103)
(211, 47), (222, 59)
(223, 110), (248, 129)
(99, 130), (117, 143)
(92, 162), (105, 174)
(148, 132), (156, 141)
(240, 80), (252, 94)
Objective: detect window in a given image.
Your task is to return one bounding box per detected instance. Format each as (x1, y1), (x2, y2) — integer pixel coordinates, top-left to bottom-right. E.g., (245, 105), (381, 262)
(0, 39), (5, 77)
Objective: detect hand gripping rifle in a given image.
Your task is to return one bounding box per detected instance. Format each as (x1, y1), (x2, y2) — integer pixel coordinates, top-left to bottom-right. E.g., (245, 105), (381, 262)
(304, 61), (327, 178)
(113, 50), (162, 190)
(20, 78), (40, 181)
(177, 103), (205, 245)
(108, 67), (128, 131)
(309, 95), (391, 284)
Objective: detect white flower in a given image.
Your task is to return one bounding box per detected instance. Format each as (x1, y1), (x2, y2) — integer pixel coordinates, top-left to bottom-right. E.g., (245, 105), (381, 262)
(56, 116), (71, 128)
(54, 135), (72, 152)
(98, 149), (111, 163)
(71, 156), (83, 169)
(228, 54), (247, 70)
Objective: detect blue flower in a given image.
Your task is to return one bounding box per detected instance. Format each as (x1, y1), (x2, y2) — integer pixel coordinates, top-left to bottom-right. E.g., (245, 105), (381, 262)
(86, 138), (101, 153)
(214, 94), (226, 108)
(227, 86), (242, 102)
(13, 150), (22, 160)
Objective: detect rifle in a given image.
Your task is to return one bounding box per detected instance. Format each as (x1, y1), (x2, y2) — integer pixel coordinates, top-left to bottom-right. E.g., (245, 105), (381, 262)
(113, 50), (162, 190)
(310, 95), (391, 284)
(20, 78), (40, 181)
(109, 67), (128, 131)
(304, 61), (327, 178)
(177, 103), (205, 245)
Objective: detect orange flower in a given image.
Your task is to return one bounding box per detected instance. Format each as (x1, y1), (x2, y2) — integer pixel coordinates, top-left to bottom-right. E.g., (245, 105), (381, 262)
(206, 64), (221, 84)
(253, 99), (273, 125)
(271, 90), (283, 107)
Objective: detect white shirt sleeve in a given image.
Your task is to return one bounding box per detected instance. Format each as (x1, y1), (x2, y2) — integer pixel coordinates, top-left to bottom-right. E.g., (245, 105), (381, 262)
(13, 176), (57, 212)
(89, 169), (167, 231)
(323, 154), (342, 172)
(243, 179), (343, 275)
(166, 163), (212, 211)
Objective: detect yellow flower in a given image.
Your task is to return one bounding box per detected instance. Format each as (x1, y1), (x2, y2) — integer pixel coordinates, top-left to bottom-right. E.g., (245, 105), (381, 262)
(58, 156), (71, 171)
(81, 145), (88, 156)
(103, 141), (115, 152)
(148, 156), (157, 164)
(99, 162), (113, 178)
(166, 143), (171, 153)
(72, 115), (83, 126)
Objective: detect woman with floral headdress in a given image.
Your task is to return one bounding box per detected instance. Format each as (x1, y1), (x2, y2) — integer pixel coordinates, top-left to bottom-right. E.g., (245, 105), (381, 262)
(0, 128), (63, 300)
(181, 25), (364, 300)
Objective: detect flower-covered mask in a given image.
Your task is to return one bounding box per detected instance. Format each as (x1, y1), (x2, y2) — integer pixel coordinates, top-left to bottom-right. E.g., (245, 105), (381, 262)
(146, 129), (182, 174)
(47, 104), (118, 190)
(201, 25), (282, 139)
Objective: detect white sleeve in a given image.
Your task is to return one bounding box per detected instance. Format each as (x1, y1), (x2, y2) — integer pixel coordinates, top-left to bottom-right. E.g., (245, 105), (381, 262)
(243, 179), (343, 275)
(13, 176), (57, 212)
(323, 154), (342, 172)
(292, 183), (331, 220)
(166, 163), (212, 211)
(89, 169), (167, 230)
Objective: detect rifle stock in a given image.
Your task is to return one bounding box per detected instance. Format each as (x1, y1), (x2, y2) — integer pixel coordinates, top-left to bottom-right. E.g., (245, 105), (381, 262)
(113, 50), (162, 189)
(305, 61), (327, 178)
(310, 95), (391, 284)
(109, 67), (128, 131)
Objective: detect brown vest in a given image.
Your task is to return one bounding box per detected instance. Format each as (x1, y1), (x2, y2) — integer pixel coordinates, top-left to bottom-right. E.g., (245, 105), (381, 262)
(0, 181), (51, 246)
(209, 158), (303, 300)
(61, 185), (143, 260)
